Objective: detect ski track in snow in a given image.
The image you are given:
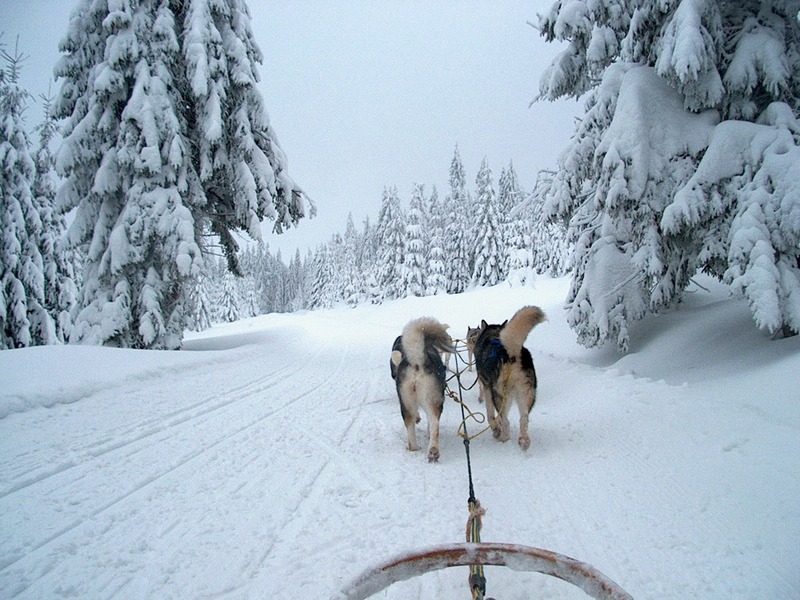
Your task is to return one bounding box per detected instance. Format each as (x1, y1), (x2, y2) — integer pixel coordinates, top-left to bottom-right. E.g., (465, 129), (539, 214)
(1, 282), (798, 599)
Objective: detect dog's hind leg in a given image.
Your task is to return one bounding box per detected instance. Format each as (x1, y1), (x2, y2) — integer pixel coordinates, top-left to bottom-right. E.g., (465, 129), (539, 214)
(425, 409), (441, 462)
(489, 388), (511, 443)
(404, 411), (420, 452)
(517, 386), (536, 451)
(479, 381), (493, 421)
(517, 406), (531, 451)
(399, 384), (421, 452)
(422, 387), (444, 462)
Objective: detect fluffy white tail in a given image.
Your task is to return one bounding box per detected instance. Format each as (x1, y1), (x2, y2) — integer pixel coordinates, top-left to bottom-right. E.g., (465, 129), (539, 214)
(401, 317), (451, 366)
(499, 306), (545, 357)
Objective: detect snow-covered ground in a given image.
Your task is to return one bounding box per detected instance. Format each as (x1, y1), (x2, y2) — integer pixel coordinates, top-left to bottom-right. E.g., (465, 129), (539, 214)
(1, 275), (798, 599)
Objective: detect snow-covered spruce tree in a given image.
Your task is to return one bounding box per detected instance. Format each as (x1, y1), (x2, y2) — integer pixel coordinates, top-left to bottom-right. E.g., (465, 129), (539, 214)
(504, 196), (536, 287)
(425, 185), (449, 295)
(307, 242), (338, 309)
(321, 232), (345, 305)
(0, 44), (56, 349)
(218, 273), (240, 323)
(357, 216), (381, 303)
(471, 158), (503, 287)
(373, 186), (405, 302)
(273, 249), (292, 312)
(53, 0), (311, 349)
(240, 275), (259, 317)
(341, 214), (364, 306)
(402, 183), (427, 297)
(33, 92), (79, 343)
(305, 245), (325, 309)
(444, 146), (472, 293)
(186, 272), (213, 331)
(537, 0), (800, 349)
(529, 171), (570, 277)
(497, 161), (525, 281)
(287, 248), (307, 311)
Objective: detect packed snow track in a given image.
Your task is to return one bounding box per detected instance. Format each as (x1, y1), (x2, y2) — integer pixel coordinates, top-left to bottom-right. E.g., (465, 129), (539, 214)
(1, 279), (798, 599)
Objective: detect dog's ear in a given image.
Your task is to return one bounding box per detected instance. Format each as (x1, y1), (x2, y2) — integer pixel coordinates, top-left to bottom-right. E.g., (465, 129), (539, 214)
(391, 350), (403, 367)
(501, 319), (508, 327)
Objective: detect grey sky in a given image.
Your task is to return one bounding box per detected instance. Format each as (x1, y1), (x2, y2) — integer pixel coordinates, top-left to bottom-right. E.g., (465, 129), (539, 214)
(2, 0), (580, 257)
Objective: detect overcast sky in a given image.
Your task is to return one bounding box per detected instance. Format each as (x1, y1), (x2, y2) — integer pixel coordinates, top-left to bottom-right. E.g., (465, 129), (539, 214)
(2, 0), (581, 257)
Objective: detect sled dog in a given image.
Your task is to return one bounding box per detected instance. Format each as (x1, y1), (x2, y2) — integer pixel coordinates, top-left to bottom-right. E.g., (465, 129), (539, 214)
(464, 326), (481, 371)
(390, 318), (453, 462)
(473, 306), (545, 450)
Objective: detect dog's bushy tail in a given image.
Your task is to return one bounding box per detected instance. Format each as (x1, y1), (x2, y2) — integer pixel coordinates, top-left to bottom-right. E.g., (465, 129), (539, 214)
(401, 317), (451, 366)
(499, 306), (546, 357)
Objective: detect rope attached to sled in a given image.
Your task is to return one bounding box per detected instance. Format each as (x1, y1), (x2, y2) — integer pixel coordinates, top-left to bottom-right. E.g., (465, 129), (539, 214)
(447, 339), (488, 600)
(466, 498), (487, 600)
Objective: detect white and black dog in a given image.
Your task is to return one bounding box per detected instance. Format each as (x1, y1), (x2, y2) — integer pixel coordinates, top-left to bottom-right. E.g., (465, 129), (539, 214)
(390, 318), (452, 462)
(473, 306), (545, 451)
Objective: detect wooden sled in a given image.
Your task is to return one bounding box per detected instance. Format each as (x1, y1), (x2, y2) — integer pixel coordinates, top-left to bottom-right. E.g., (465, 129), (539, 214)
(335, 542), (633, 600)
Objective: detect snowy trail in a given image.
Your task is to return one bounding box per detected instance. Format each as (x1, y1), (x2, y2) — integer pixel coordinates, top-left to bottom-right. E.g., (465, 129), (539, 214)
(1, 279), (798, 599)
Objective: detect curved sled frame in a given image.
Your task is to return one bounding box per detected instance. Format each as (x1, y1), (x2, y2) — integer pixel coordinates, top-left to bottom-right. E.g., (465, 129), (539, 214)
(335, 542), (633, 600)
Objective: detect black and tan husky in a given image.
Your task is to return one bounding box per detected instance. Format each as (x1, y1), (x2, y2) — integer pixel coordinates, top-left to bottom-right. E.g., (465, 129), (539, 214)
(473, 306), (545, 450)
(390, 318), (452, 462)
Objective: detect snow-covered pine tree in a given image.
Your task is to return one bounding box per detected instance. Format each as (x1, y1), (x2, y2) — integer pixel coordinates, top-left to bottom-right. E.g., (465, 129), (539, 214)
(527, 170), (570, 277)
(33, 91), (79, 344)
(341, 213), (363, 306)
(402, 183), (427, 297)
(358, 216), (381, 303)
(234, 245), (259, 317)
(186, 272), (213, 331)
(425, 185), (448, 295)
(204, 254), (228, 315)
(218, 274), (240, 323)
(471, 158), (503, 287)
(275, 250), (293, 312)
(305, 245), (324, 309)
(537, 0), (800, 349)
(287, 249), (307, 311)
(240, 275), (259, 318)
(497, 161), (525, 281)
(53, 0), (311, 349)
(444, 146), (472, 293)
(322, 233), (345, 305)
(504, 195), (536, 287)
(374, 186), (405, 302)
(307, 242), (337, 309)
(0, 43), (56, 349)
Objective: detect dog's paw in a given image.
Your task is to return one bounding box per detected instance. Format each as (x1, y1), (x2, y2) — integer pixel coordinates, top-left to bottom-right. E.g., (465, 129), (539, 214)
(518, 434), (531, 451)
(427, 447), (440, 462)
(491, 422), (510, 442)
(407, 442), (420, 452)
